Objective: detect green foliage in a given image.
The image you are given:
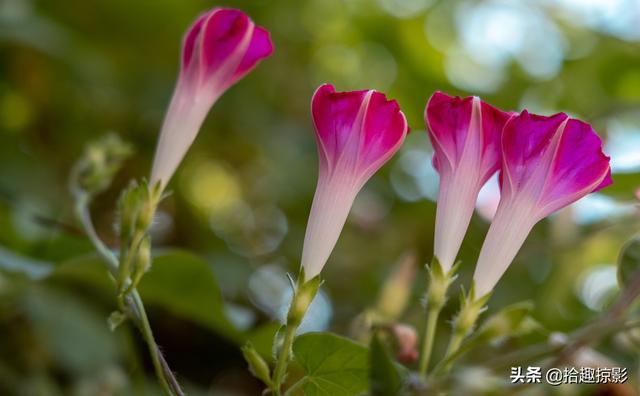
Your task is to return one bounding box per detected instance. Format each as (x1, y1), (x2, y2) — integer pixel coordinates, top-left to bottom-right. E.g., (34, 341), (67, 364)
(618, 235), (640, 289)
(0, 245), (52, 279)
(473, 301), (537, 344)
(23, 286), (124, 374)
(51, 250), (240, 340)
(292, 332), (369, 396)
(370, 333), (407, 396)
(1, 0), (640, 393)
(137, 250), (239, 339)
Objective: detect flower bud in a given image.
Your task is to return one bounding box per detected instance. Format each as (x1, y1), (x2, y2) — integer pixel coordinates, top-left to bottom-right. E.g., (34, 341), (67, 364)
(425, 92), (513, 272)
(150, 8), (273, 190)
(473, 112), (611, 296)
(241, 342), (272, 387)
(72, 134), (133, 197)
(130, 235), (152, 288)
(301, 84), (408, 280)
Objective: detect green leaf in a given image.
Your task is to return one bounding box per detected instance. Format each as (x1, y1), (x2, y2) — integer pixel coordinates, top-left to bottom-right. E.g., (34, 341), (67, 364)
(474, 301), (537, 343)
(136, 249), (239, 340)
(51, 249), (240, 341)
(23, 286), (123, 374)
(618, 235), (640, 288)
(292, 332), (369, 396)
(0, 245), (52, 279)
(246, 322), (280, 358)
(370, 333), (406, 396)
(601, 173), (640, 200)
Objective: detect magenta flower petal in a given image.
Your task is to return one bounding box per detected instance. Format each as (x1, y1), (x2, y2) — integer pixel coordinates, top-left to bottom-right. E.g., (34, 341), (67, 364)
(500, 111), (612, 219)
(473, 111), (612, 297)
(311, 84), (407, 184)
(425, 92), (513, 271)
(233, 26), (274, 83)
(181, 13), (208, 71)
(539, 118), (613, 214)
(311, 85), (371, 172)
(151, 8), (274, 189)
(302, 84), (408, 280)
(198, 9), (252, 81)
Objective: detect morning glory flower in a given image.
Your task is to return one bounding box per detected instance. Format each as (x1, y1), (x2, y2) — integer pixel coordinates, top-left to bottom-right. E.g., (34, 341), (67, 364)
(301, 84), (408, 280)
(473, 111), (612, 297)
(425, 92), (513, 272)
(151, 8), (273, 189)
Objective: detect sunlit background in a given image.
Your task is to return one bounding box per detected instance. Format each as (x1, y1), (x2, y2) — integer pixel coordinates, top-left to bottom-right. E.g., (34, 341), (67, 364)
(1, 0), (639, 394)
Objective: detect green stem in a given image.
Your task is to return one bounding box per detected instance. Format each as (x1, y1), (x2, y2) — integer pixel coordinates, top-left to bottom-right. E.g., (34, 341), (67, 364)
(74, 195), (118, 273)
(74, 197), (183, 396)
(418, 305), (441, 376)
(271, 273), (320, 395)
(272, 324), (298, 396)
(129, 291), (178, 396)
(440, 330), (465, 374)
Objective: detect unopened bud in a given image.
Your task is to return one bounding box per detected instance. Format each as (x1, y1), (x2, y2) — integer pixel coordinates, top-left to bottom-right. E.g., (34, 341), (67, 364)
(390, 323), (418, 364)
(241, 342), (272, 387)
(130, 235), (152, 288)
(376, 252), (416, 320)
(73, 134), (133, 197)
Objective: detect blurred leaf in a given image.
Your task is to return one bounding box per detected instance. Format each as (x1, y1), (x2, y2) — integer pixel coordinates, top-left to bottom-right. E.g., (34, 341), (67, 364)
(51, 250), (241, 341)
(137, 250), (239, 340)
(370, 333), (406, 396)
(474, 301), (537, 343)
(0, 245), (52, 279)
(23, 286), (122, 374)
(617, 235), (640, 289)
(292, 332), (369, 396)
(246, 322), (281, 358)
(602, 173), (640, 200)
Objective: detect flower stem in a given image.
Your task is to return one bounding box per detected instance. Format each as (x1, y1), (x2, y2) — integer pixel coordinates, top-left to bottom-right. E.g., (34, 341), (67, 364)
(418, 258), (455, 378)
(440, 330), (465, 374)
(418, 304), (441, 376)
(272, 323), (298, 396)
(74, 196), (183, 396)
(271, 272), (321, 395)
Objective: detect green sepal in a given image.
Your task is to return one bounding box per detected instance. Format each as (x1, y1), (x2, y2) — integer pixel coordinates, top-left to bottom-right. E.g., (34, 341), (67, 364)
(107, 310), (127, 331)
(452, 283), (492, 337)
(129, 235), (152, 290)
(473, 301), (536, 343)
(242, 342), (273, 387)
(272, 325), (286, 362)
(287, 268), (322, 327)
(425, 257), (459, 310)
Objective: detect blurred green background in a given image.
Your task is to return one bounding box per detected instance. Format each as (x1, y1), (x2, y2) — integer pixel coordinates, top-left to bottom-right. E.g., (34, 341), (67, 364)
(1, 0), (640, 394)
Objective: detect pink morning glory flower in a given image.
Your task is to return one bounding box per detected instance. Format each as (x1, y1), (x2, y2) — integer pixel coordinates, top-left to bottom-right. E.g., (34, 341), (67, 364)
(473, 111), (612, 297)
(425, 92), (513, 272)
(150, 8), (273, 189)
(301, 84), (408, 280)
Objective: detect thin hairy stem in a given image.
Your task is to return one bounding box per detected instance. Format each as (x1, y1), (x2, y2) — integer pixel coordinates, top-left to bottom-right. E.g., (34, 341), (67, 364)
(272, 324), (298, 396)
(418, 305), (441, 376)
(74, 196), (184, 396)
